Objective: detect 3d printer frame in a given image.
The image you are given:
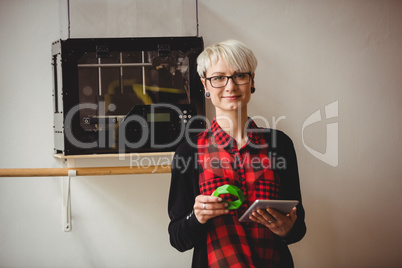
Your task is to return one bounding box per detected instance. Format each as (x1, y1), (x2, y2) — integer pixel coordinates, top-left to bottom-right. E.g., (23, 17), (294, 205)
(52, 37), (205, 155)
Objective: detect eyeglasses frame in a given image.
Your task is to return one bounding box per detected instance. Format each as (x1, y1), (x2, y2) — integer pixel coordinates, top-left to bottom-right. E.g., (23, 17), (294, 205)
(205, 72), (252, 88)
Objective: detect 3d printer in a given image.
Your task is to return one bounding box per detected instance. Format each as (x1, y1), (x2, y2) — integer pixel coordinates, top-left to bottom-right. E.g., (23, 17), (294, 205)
(52, 37), (205, 155)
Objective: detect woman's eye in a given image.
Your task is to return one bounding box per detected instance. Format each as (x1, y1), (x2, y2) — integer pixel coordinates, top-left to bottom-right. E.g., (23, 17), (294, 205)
(212, 76), (223, 81)
(235, 74), (245, 79)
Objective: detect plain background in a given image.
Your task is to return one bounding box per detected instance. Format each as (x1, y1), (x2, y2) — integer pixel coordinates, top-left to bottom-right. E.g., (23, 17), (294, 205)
(0, 0), (401, 267)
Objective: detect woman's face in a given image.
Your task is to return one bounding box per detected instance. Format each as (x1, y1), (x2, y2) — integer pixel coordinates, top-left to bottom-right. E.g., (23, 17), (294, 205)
(202, 57), (254, 114)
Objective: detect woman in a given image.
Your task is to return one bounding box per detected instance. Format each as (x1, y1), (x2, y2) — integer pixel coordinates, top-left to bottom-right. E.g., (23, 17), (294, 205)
(168, 39), (306, 267)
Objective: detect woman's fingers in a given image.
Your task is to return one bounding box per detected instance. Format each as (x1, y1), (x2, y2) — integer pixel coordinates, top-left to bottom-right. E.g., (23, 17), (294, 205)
(250, 209), (276, 225)
(249, 207), (297, 238)
(194, 195), (229, 224)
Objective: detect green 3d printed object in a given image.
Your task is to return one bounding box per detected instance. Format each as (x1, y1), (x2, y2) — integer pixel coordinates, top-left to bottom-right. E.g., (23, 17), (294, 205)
(212, 184), (245, 210)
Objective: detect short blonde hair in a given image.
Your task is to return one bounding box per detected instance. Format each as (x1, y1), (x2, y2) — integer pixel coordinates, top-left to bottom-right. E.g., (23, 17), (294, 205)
(197, 39), (258, 78)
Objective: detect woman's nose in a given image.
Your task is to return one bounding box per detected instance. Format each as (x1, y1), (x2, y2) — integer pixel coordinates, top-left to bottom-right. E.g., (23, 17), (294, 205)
(225, 77), (237, 91)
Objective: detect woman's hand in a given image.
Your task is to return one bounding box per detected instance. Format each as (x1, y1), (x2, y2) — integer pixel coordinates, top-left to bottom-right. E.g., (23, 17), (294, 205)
(194, 195), (229, 224)
(249, 207), (297, 238)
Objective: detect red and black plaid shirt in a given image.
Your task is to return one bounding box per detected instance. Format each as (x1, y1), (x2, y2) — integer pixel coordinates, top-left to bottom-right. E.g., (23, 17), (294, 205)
(197, 119), (281, 267)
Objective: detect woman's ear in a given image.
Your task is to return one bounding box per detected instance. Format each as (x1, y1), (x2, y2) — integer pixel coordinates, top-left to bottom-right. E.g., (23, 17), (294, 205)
(201, 78), (207, 89)
(201, 78), (211, 98)
(250, 73), (256, 94)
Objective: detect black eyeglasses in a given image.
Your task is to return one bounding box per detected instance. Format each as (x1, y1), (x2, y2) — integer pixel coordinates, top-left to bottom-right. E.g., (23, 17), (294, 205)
(205, 72), (252, 88)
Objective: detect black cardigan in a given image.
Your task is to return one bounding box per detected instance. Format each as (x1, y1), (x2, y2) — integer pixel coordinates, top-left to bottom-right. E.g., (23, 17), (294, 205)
(168, 129), (306, 268)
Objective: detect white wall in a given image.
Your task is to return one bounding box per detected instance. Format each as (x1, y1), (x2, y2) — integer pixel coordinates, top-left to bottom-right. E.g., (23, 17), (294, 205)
(0, 0), (401, 267)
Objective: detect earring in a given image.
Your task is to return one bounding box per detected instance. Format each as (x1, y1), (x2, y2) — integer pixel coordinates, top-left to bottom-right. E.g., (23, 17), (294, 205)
(251, 87), (256, 94)
(205, 91), (211, 98)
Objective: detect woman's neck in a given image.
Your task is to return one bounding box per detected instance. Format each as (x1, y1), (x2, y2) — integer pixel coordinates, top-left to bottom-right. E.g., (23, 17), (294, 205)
(216, 107), (249, 148)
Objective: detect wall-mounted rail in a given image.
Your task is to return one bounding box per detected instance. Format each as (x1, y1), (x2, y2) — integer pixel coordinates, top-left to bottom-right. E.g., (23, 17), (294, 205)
(0, 165), (171, 232)
(0, 166), (171, 177)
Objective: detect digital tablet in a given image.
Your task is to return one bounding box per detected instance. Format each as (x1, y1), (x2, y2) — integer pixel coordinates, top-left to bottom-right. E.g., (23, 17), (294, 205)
(238, 200), (299, 222)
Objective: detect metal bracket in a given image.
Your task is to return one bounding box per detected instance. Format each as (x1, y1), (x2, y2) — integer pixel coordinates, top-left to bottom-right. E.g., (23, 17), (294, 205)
(62, 169), (76, 232)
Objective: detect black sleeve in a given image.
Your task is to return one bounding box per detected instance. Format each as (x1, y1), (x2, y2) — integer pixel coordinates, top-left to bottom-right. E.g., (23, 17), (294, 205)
(167, 139), (207, 252)
(271, 130), (307, 244)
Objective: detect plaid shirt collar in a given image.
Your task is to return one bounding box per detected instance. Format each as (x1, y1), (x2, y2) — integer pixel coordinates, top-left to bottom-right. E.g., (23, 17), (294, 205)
(208, 118), (264, 149)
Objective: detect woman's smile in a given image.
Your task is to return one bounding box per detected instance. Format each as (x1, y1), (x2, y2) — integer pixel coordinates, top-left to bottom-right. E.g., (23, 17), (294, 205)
(222, 95), (241, 100)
